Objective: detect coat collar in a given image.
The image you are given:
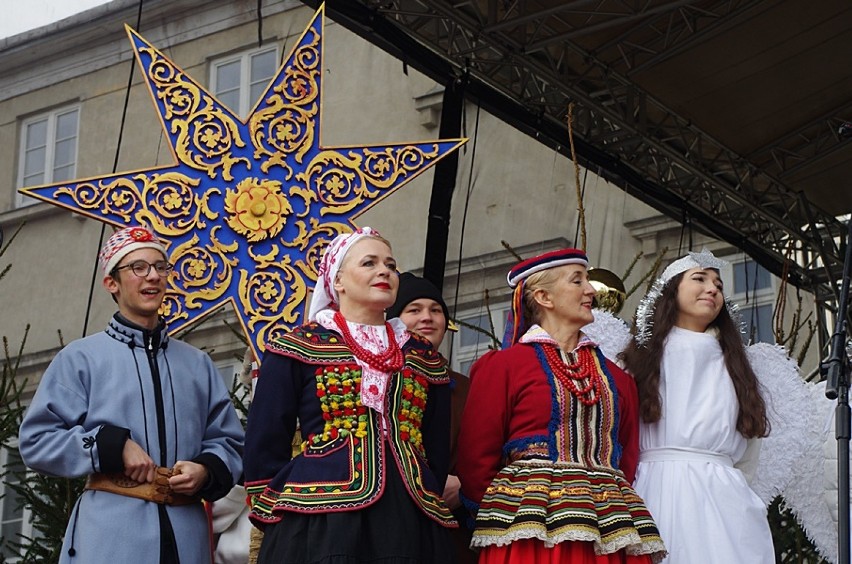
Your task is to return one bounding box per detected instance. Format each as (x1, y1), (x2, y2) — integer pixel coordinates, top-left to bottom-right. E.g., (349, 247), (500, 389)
(105, 313), (169, 351)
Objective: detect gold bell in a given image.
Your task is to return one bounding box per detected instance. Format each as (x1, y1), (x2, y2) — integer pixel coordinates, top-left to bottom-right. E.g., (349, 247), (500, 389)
(588, 268), (626, 315)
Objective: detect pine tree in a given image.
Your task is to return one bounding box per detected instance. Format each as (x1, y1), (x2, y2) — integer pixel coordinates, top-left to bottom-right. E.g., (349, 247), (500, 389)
(0, 222), (83, 562)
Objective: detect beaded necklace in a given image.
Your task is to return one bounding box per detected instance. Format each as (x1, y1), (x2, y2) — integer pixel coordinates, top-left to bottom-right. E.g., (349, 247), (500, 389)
(542, 344), (601, 406)
(334, 311), (404, 373)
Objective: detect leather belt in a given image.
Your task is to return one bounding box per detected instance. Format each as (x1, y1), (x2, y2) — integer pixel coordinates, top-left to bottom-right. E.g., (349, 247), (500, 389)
(85, 467), (200, 506)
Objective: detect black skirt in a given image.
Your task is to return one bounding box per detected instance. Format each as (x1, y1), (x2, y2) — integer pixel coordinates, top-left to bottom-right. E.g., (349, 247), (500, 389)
(258, 463), (457, 564)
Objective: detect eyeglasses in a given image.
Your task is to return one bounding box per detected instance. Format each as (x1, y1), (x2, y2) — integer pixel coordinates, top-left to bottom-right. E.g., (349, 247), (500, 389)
(113, 260), (172, 277)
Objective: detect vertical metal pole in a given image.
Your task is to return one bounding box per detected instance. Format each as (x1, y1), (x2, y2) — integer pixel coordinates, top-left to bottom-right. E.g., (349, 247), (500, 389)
(422, 76), (465, 292)
(825, 219), (852, 564)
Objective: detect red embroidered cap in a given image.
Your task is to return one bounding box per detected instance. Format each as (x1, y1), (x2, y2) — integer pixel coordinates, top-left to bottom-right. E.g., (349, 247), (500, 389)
(99, 226), (168, 275)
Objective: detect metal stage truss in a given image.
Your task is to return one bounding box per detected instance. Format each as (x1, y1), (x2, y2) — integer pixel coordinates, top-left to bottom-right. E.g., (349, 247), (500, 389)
(313, 0), (852, 339)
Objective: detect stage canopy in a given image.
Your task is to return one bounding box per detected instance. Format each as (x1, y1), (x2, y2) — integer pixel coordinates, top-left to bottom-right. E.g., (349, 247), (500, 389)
(316, 0), (852, 309)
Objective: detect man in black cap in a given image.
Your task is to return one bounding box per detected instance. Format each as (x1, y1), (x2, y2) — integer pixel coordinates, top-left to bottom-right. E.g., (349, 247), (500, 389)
(386, 272), (475, 564)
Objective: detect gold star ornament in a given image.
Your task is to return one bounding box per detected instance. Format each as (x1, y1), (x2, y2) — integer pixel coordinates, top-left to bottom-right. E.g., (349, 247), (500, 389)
(19, 5), (466, 360)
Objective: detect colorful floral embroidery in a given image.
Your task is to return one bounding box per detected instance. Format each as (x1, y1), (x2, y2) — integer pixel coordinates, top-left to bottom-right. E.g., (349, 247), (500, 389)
(310, 363), (369, 444)
(398, 367), (428, 452)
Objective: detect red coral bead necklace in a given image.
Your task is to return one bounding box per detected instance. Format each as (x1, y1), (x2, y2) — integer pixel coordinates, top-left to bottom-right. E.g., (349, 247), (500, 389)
(543, 344), (601, 406)
(334, 311), (404, 373)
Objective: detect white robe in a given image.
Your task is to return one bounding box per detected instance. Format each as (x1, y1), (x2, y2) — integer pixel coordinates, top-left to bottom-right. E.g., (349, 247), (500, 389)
(632, 327), (774, 564)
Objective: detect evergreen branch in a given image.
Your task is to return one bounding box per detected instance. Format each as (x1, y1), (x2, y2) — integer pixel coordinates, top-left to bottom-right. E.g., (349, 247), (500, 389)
(0, 263), (11, 284)
(6, 474), (85, 563)
(795, 321), (816, 369)
(620, 251), (643, 283)
(626, 247), (667, 300)
(452, 289), (502, 353)
(452, 318), (496, 344)
(0, 343), (26, 449)
(12, 325), (30, 376)
(500, 241), (523, 262)
(222, 319), (250, 346)
(777, 308), (812, 350)
(0, 222), (25, 259)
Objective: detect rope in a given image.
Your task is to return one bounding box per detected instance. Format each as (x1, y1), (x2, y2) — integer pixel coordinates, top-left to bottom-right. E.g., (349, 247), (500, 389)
(566, 103), (586, 251)
(572, 166), (588, 252)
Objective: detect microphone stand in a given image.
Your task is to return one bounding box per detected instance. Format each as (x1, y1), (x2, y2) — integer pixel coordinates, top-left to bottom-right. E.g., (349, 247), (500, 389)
(825, 218), (852, 564)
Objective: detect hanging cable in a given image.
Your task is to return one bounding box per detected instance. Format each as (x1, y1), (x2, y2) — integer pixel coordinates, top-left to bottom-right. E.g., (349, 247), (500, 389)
(450, 99), (481, 319)
(687, 215), (693, 251)
(677, 209), (688, 255)
(746, 250), (762, 344)
(81, 0), (145, 338)
(448, 99), (482, 365)
(257, 0), (264, 48)
(739, 248), (757, 343)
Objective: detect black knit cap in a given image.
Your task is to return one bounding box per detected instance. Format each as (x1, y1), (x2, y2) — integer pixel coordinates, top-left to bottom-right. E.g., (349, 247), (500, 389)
(386, 272), (449, 327)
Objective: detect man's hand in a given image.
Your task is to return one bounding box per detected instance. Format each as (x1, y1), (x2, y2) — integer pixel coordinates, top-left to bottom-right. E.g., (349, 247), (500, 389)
(169, 461), (209, 496)
(122, 439), (156, 483)
(443, 474), (462, 510)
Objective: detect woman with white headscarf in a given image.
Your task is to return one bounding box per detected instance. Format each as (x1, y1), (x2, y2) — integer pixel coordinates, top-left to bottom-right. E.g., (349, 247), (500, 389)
(244, 227), (456, 563)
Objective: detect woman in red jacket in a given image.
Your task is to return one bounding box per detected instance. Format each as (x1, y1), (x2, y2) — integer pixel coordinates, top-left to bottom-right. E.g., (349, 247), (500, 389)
(457, 248), (665, 563)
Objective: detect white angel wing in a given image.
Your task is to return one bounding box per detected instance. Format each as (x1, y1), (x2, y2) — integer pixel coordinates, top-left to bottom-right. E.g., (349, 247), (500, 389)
(780, 381), (838, 563)
(748, 342), (813, 503)
(746, 343), (821, 505)
(582, 309), (632, 363)
(748, 343), (838, 561)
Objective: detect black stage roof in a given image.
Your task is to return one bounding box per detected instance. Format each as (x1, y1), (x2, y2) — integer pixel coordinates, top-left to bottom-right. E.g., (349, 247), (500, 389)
(314, 0), (852, 311)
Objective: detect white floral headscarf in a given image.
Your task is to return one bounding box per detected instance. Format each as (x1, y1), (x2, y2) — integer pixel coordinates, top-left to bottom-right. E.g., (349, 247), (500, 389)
(307, 227), (382, 321)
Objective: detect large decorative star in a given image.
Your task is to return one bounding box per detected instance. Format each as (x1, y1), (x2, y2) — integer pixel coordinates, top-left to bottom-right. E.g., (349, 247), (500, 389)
(19, 6), (465, 361)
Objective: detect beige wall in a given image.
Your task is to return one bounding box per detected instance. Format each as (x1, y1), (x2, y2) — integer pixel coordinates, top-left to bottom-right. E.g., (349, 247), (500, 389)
(0, 0), (821, 392)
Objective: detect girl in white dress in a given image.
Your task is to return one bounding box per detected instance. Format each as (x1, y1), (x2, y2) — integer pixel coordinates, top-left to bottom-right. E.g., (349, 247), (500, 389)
(621, 249), (774, 564)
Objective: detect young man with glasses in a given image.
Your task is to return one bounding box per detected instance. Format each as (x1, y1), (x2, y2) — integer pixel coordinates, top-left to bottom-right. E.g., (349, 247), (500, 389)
(19, 226), (244, 564)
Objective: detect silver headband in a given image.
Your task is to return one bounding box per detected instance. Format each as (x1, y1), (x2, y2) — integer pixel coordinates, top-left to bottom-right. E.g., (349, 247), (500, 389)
(635, 248), (744, 346)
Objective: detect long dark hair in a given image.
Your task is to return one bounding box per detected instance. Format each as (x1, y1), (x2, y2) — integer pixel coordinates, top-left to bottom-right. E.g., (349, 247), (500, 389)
(621, 271), (769, 438)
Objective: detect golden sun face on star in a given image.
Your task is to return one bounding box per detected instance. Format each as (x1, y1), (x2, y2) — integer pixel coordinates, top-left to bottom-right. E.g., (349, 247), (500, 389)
(18, 5), (465, 360)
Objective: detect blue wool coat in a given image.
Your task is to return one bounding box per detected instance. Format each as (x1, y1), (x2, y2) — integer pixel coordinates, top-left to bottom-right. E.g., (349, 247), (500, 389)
(19, 314), (244, 564)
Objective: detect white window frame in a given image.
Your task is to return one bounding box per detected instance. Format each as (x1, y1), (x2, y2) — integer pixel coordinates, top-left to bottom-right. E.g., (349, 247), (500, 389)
(16, 105), (80, 208)
(719, 255), (776, 344)
(1, 442), (34, 563)
(210, 46), (279, 117)
(449, 303), (510, 375)
(215, 358), (244, 394)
